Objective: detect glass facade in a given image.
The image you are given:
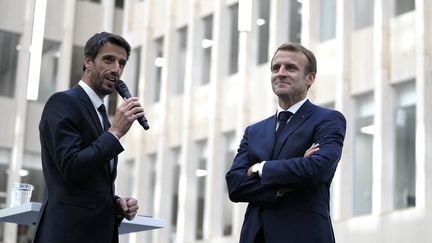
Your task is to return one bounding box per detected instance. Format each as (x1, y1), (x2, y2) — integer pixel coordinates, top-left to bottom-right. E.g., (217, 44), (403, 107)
(0, 30), (20, 98)
(37, 40), (60, 103)
(319, 0), (336, 41)
(352, 94), (374, 216)
(174, 27), (187, 94)
(256, 0), (270, 65)
(200, 14), (213, 85)
(228, 3), (239, 75)
(393, 81), (416, 209)
(195, 140), (207, 240)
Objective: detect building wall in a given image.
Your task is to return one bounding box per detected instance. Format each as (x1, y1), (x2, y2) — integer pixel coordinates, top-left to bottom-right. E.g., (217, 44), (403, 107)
(0, 0), (430, 243)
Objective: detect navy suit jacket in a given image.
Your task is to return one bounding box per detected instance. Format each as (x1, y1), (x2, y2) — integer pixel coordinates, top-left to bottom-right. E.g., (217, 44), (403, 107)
(226, 100), (346, 243)
(33, 85), (124, 243)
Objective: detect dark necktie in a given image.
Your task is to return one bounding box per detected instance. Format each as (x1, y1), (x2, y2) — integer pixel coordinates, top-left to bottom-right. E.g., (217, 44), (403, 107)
(97, 104), (110, 131)
(275, 111), (293, 140)
(98, 104), (115, 173)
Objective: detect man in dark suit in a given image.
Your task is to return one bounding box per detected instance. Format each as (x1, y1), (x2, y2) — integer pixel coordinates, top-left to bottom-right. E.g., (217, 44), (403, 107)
(226, 43), (346, 243)
(33, 32), (142, 243)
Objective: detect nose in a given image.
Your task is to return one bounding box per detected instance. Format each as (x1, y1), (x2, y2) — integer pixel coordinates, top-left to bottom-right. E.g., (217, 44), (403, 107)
(111, 61), (122, 75)
(275, 66), (288, 76)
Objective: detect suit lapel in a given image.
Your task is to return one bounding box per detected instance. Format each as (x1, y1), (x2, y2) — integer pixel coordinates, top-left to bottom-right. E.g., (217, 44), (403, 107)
(73, 85), (115, 179)
(73, 85), (104, 134)
(272, 100), (314, 159)
(264, 114), (278, 157)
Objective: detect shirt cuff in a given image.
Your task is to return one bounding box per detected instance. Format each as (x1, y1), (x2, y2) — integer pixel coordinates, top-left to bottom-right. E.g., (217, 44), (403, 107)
(251, 161), (266, 177)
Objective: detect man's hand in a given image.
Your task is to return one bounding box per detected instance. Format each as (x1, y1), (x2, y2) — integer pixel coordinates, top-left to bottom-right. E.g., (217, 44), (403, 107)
(109, 97), (145, 138)
(304, 143), (319, 157)
(116, 197), (139, 220)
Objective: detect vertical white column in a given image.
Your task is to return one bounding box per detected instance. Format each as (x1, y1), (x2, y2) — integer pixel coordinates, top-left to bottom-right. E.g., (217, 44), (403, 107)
(176, 0), (199, 241)
(102, 0), (115, 32)
(415, 0), (432, 208)
(372, 0), (393, 214)
(4, 1), (35, 243)
(231, 0), (253, 238)
(300, 0), (318, 48)
(56, 0), (76, 91)
(334, 0), (353, 220)
(133, 0), (155, 242)
(152, 0), (177, 242)
(203, 0), (225, 239)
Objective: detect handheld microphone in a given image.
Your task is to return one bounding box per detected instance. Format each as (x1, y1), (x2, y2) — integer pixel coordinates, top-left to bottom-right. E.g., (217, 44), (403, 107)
(115, 80), (150, 130)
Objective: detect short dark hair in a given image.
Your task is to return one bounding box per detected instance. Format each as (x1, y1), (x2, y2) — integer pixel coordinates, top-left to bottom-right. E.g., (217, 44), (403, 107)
(82, 31), (131, 71)
(270, 42), (317, 75)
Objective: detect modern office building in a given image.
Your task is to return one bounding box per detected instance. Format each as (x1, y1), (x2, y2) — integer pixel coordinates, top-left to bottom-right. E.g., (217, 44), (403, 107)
(0, 0), (430, 242)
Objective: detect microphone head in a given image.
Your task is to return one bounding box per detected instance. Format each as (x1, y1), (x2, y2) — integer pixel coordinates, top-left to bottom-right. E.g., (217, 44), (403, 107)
(115, 80), (129, 98)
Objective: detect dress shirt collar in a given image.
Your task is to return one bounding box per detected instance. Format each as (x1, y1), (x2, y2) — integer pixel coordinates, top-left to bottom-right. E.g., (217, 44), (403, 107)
(276, 97), (308, 117)
(78, 80), (104, 111)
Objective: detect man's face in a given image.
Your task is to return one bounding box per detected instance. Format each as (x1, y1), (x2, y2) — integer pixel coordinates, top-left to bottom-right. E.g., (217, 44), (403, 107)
(84, 42), (128, 98)
(270, 50), (315, 101)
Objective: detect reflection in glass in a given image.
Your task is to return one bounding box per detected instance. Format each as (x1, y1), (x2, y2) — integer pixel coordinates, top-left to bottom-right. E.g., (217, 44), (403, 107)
(393, 82), (416, 209)
(0, 31), (20, 98)
(353, 94), (374, 216)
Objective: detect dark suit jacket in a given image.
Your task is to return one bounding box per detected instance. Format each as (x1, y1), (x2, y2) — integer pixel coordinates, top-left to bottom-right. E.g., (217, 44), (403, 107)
(226, 100), (346, 243)
(33, 85), (124, 243)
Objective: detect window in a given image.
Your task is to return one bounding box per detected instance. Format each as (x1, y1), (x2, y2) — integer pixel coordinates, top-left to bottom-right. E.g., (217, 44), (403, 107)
(37, 40), (60, 103)
(392, 0), (415, 16)
(200, 15), (213, 85)
(288, 0), (302, 43)
(170, 147), (181, 243)
(115, 0), (124, 9)
(353, 0), (374, 30)
(228, 3), (239, 75)
(195, 140), (207, 240)
(223, 132), (236, 236)
(153, 37), (164, 102)
(256, 0), (270, 64)
(393, 81), (416, 209)
(174, 27), (187, 93)
(352, 94), (374, 216)
(146, 153), (157, 242)
(319, 0), (336, 41)
(69, 45), (84, 88)
(0, 31), (20, 98)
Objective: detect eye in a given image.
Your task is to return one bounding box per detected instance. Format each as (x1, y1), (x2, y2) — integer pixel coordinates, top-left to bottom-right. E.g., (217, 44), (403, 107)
(103, 56), (114, 63)
(271, 64), (280, 72)
(285, 64), (298, 71)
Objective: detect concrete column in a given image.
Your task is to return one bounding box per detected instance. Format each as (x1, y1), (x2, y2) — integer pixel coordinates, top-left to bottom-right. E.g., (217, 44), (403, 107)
(56, 0), (76, 91)
(133, 1), (155, 242)
(176, 0), (200, 241)
(4, 1), (35, 242)
(415, 0), (432, 208)
(102, 0), (115, 32)
(300, 0), (318, 48)
(152, 0), (178, 242)
(203, 0), (225, 239)
(231, 2), (254, 239)
(372, 0), (393, 214)
(333, 0), (353, 220)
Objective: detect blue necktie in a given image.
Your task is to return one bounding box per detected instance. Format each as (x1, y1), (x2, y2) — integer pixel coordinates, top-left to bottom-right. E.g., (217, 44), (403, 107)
(275, 111), (293, 140)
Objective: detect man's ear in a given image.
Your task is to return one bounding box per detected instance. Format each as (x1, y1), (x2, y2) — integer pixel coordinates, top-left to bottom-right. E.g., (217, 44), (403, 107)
(84, 56), (93, 70)
(306, 72), (316, 88)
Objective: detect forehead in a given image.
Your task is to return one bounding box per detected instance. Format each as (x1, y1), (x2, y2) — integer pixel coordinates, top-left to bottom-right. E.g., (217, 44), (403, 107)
(272, 50), (308, 67)
(96, 42), (128, 59)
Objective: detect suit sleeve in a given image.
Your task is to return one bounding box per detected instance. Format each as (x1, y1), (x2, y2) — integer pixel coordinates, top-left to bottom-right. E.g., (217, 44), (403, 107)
(225, 126), (278, 206)
(261, 110), (346, 187)
(39, 92), (124, 183)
